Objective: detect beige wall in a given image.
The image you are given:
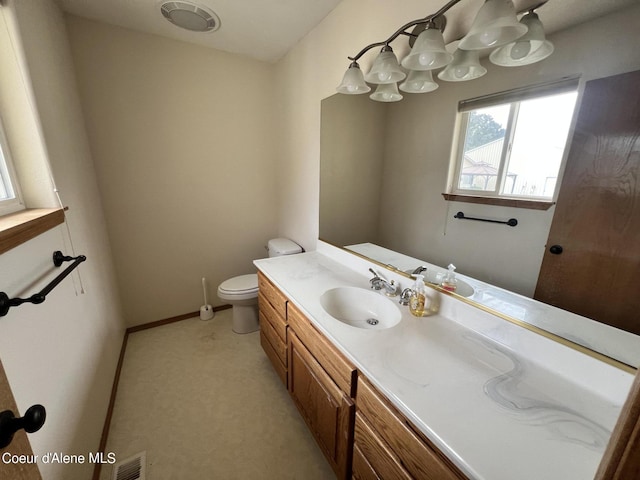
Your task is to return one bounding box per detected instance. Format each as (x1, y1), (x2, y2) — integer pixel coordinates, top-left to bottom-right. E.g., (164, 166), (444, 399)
(378, 6), (640, 296)
(275, 0), (450, 251)
(319, 94), (386, 246)
(66, 17), (279, 326)
(277, 1), (640, 296)
(0, 1), (126, 479)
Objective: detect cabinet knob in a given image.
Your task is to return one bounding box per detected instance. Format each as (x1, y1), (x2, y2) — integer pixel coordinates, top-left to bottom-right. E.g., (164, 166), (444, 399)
(549, 245), (563, 255)
(0, 404), (46, 448)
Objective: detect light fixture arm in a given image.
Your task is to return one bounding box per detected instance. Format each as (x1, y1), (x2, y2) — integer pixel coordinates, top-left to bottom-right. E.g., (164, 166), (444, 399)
(347, 0), (463, 62)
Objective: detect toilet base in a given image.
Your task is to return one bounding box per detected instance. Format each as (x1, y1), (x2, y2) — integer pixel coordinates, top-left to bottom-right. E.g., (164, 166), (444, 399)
(232, 304), (259, 334)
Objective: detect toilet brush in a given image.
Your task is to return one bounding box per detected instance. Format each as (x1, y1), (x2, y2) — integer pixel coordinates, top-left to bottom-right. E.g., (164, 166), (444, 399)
(200, 277), (214, 321)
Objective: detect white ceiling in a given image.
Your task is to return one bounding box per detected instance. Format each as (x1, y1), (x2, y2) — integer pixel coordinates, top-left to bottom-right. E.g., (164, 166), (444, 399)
(56, 0), (343, 63)
(56, 0), (637, 63)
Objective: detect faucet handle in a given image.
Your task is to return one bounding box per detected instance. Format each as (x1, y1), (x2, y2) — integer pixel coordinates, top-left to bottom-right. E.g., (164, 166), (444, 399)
(385, 280), (399, 297)
(399, 288), (413, 305)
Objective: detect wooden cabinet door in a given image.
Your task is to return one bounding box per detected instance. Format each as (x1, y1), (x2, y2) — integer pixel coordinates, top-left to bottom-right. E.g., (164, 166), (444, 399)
(595, 369), (640, 479)
(288, 331), (354, 480)
(0, 359), (41, 480)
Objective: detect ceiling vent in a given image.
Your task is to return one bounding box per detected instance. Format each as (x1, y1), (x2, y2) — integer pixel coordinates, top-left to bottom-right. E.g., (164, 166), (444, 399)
(160, 1), (221, 33)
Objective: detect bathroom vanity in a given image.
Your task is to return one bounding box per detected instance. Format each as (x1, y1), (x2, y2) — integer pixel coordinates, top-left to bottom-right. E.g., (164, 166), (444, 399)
(254, 242), (634, 480)
(259, 270), (357, 478)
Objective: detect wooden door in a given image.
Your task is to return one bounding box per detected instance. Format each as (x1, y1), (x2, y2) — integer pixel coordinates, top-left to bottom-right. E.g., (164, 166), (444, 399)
(534, 70), (640, 335)
(0, 359), (41, 479)
(287, 331), (354, 480)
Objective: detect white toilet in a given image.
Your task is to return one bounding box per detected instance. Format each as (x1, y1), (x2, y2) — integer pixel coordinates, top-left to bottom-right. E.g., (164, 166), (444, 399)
(217, 238), (302, 334)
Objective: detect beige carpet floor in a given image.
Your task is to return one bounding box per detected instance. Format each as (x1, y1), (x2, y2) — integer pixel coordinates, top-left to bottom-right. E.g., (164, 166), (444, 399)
(100, 309), (334, 479)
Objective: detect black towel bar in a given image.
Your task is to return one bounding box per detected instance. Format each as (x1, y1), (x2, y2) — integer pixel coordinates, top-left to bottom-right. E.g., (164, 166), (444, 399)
(0, 251), (86, 317)
(454, 211), (518, 227)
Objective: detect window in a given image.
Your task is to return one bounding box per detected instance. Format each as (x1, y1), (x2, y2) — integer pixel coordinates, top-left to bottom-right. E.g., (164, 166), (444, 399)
(0, 114), (24, 216)
(449, 78), (579, 203)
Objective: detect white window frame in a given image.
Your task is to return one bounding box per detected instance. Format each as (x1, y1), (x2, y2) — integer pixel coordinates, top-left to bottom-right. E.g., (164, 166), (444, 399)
(0, 113), (25, 216)
(448, 77), (580, 203)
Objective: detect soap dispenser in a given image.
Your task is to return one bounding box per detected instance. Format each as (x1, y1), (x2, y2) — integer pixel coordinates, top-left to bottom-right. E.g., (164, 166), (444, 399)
(409, 275), (429, 317)
(441, 264), (458, 292)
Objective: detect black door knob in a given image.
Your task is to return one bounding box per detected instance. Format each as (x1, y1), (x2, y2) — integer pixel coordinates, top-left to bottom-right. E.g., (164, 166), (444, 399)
(549, 245), (563, 255)
(0, 404), (46, 448)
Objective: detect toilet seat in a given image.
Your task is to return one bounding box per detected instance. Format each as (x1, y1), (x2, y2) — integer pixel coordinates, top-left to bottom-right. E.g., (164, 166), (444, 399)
(217, 273), (259, 300)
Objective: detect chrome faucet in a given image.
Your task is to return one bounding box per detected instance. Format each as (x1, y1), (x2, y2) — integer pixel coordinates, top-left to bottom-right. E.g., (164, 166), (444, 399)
(411, 265), (427, 275)
(368, 268), (398, 296)
(399, 288), (413, 306)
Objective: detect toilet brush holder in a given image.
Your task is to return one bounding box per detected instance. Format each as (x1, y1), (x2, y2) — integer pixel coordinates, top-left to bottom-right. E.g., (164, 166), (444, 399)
(200, 277), (215, 321)
(200, 304), (214, 320)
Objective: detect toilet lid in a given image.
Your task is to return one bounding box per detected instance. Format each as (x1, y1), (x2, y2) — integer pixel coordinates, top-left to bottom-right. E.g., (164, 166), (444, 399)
(218, 273), (259, 295)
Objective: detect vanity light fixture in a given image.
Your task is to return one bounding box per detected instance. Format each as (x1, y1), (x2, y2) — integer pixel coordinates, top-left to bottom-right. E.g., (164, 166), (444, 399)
(458, 0), (527, 50)
(363, 46), (406, 84)
(336, 0), (552, 102)
(336, 62), (371, 94)
(438, 48), (487, 82)
(370, 83), (404, 102)
(489, 11), (554, 66)
(401, 21), (453, 71)
(400, 70), (439, 93)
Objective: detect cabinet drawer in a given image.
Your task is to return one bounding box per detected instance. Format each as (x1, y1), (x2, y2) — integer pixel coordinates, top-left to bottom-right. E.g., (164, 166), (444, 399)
(357, 377), (466, 480)
(288, 302), (357, 397)
(259, 292), (286, 342)
(354, 413), (412, 480)
(352, 442), (380, 480)
(260, 331), (286, 386)
(352, 442), (381, 480)
(259, 312), (286, 366)
(258, 271), (287, 319)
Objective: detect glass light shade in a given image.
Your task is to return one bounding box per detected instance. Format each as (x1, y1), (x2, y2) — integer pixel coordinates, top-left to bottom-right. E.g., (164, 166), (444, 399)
(336, 63), (371, 94)
(489, 12), (554, 66)
(401, 28), (453, 71)
(438, 49), (487, 82)
(369, 82), (403, 102)
(459, 0), (528, 50)
(364, 47), (406, 84)
(399, 70), (439, 93)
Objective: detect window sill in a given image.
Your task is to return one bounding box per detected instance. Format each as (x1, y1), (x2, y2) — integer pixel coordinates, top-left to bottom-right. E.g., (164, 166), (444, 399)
(0, 208), (65, 255)
(442, 193), (555, 211)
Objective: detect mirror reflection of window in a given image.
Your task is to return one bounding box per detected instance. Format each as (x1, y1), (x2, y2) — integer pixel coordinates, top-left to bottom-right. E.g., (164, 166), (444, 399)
(453, 80), (579, 201)
(460, 105), (510, 192)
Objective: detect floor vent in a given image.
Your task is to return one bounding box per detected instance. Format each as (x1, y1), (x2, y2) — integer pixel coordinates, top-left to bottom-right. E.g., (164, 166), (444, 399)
(112, 451), (146, 480)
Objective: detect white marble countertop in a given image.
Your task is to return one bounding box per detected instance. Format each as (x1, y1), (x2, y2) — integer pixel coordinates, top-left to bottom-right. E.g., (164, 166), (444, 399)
(254, 242), (634, 480)
(346, 242), (640, 369)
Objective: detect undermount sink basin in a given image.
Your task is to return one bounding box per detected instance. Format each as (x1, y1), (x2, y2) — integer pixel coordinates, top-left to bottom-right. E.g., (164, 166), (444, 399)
(320, 287), (401, 330)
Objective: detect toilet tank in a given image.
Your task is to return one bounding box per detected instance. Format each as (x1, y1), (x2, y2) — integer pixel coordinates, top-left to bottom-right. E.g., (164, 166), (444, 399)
(267, 238), (302, 257)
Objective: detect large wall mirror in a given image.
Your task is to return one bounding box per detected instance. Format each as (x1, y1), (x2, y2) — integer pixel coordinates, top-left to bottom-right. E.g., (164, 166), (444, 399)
(319, 8), (640, 370)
